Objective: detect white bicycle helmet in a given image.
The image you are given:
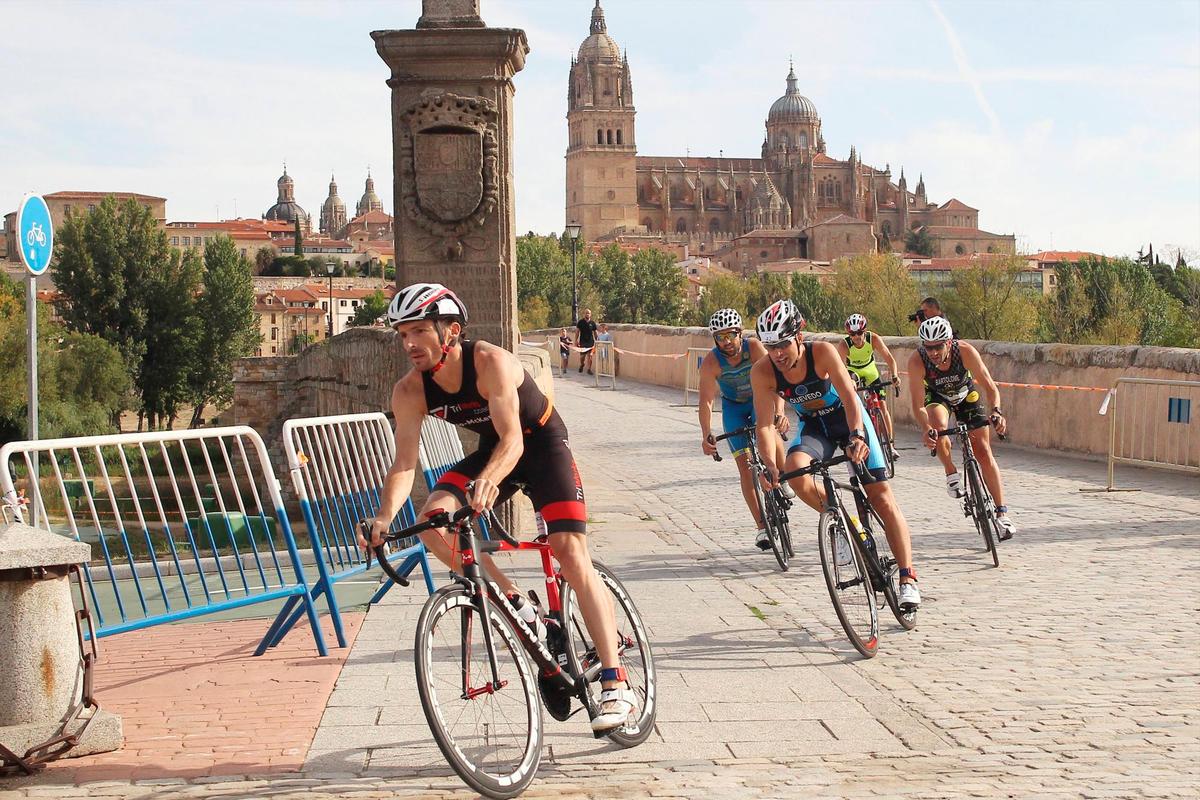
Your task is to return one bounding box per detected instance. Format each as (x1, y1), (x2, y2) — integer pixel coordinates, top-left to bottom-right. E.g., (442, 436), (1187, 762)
(918, 316), (954, 343)
(756, 299), (805, 344)
(845, 313), (868, 334)
(387, 283), (468, 328)
(709, 308), (742, 334)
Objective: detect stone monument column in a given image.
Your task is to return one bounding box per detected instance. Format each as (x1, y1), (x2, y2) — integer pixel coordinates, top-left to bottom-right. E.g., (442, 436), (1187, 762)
(373, 0), (529, 351)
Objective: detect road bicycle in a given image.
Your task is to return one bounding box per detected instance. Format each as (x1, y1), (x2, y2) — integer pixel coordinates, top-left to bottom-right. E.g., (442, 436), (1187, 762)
(711, 425), (794, 571)
(855, 378), (899, 479)
(780, 454), (916, 658)
(365, 507), (656, 799)
(931, 417), (1004, 568)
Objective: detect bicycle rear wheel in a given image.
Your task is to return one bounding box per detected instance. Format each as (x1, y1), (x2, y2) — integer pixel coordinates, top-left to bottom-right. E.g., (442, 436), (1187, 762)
(817, 509), (879, 658)
(857, 499), (916, 631)
(560, 561), (657, 747)
(965, 460), (999, 568)
(414, 584), (542, 799)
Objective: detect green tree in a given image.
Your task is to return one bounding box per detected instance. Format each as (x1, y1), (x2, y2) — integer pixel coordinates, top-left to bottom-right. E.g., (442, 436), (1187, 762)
(516, 234), (573, 326)
(904, 227), (934, 257)
(828, 253), (919, 335)
(518, 295), (550, 331)
(289, 332), (315, 354)
(747, 273), (791, 322)
(254, 246), (277, 275)
(790, 273), (842, 332)
(631, 248), (686, 324)
(186, 236), (261, 427)
(137, 247), (203, 428)
(350, 290), (390, 326)
(942, 256), (1039, 341)
(697, 275), (749, 324)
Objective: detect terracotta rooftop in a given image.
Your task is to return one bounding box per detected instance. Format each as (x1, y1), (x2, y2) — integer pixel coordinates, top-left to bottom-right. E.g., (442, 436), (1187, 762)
(1030, 250), (1099, 262)
(811, 153), (841, 165)
(45, 190), (166, 202)
(812, 213), (867, 226)
(349, 210), (392, 224)
(939, 198), (978, 212)
(925, 225), (1008, 237)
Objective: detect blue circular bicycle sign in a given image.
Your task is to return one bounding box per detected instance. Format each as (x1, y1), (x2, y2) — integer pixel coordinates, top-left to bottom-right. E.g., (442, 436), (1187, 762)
(17, 195), (54, 275)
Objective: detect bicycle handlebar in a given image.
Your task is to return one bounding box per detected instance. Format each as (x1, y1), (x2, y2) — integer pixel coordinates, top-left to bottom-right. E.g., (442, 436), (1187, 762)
(926, 416), (1007, 456)
(779, 453), (853, 482)
(710, 424), (788, 462)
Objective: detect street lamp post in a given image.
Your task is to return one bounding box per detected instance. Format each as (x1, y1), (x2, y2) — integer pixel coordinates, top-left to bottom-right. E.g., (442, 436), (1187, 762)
(325, 259), (336, 339)
(565, 222), (582, 324)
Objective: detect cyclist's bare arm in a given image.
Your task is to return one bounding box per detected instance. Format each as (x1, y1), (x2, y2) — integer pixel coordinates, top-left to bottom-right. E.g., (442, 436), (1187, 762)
(470, 343), (526, 512)
(872, 334), (901, 387)
(363, 375), (425, 546)
(698, 352), (721, 454)
(746, 338), (789, 434)
(750, 358), (781, 479)
(958, 342), (1006, 435)
(906, 350), (934, 431)
(833, 337), (850, 362)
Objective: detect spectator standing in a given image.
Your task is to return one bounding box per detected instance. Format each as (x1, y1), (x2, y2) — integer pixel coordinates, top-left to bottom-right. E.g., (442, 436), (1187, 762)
(575, 308), (598, 375)
(558, 327), (572, 376)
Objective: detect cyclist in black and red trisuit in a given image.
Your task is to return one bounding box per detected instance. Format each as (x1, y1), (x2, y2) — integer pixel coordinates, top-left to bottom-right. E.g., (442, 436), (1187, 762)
(357, 283), (636, 733)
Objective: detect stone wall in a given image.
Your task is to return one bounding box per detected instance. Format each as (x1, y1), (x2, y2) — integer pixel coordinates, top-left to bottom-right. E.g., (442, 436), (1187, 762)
(526, 324), (1200, 460)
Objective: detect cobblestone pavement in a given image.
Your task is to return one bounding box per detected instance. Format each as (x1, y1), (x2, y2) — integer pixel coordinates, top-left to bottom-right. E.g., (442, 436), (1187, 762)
(3, 375), (1196, 799)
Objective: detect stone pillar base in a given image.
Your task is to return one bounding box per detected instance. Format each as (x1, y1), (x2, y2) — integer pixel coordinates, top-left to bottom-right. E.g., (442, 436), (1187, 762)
(0, 709), (123, 763)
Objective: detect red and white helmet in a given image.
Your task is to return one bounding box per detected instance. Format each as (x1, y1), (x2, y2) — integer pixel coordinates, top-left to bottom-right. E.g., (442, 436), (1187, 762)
(387, 283), (468, 328)
(845, 313), (868, 334)
(756, 299), (805, 344)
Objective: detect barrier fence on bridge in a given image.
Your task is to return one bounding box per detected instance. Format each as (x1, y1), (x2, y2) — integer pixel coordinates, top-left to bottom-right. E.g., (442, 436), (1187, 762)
(0, 427), (328, 654)
(1099, 378), (1200, 490)
(683, 347), (710, 405)
(265, 412), (433, 655)
(594, 340), (617, 389)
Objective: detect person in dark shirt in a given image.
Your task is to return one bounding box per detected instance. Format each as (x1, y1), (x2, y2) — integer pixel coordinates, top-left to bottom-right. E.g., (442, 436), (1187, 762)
(575, 308), (598, 375)
(558, 327), (572, 376)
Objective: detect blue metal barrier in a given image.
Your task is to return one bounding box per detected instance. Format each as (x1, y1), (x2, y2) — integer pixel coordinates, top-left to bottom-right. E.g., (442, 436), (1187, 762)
(261, 413), (434, 654)
(0, 428), (328, 655)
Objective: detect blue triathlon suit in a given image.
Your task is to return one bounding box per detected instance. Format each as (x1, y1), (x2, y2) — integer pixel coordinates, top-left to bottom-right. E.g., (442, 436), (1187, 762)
(715, 340), (756, 457)
(773, 342), (888, 483)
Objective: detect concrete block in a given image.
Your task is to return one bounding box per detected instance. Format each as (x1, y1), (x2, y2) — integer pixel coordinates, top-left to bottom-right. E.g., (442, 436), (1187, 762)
(0, 523), (90, 570)
(0, 708), (122, 759)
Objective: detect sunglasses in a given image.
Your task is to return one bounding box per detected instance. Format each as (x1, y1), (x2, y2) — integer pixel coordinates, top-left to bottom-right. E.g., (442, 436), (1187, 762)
(764, 339), (793, 351)
(713, 331), (740, 344)
(924, 341), (949, 351)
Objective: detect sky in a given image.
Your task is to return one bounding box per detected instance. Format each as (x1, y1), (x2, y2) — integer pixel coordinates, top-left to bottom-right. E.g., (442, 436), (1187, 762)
(2, 0), (1198, 259)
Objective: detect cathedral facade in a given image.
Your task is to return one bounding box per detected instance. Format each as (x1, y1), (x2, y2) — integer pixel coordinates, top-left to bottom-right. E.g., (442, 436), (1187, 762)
(565, 2), (1015, 269)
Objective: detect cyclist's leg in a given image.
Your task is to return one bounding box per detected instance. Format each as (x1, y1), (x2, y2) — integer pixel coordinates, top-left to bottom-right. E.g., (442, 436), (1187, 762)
(925, 401), (955, 474)
(723, 400), (762, 528)
(875, 385), (897, 442)
(967, 422), (1005, 508)
(784, 420), (830, 513)
(424, 451), (522, 596)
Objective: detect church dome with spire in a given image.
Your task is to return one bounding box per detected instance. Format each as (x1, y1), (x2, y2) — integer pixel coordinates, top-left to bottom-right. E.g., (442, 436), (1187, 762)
(264, 166), (309, 226)
(768, 65), (820, 123)
(320, 174), (348, 237)
(577, 1), (621, 63)
(356, 172), (384, 217)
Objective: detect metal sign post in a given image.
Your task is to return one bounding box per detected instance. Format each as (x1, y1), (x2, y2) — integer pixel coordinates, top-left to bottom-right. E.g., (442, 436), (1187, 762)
(16, 195), (54, 444)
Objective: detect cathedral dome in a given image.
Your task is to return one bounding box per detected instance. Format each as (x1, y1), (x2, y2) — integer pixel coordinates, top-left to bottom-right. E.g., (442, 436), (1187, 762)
(577, 1), (621, 63)
(768, 66), (819, 123)
(265, 167), (308, 224)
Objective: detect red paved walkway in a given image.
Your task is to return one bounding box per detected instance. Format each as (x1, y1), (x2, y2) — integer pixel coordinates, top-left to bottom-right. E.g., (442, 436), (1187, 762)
(43, 613), (362, 784)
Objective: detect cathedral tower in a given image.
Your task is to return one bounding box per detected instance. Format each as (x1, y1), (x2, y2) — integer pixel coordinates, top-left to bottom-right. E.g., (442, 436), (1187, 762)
(320, 174), (348, 237)
(565, 1), (638, 242)
(356, 170), (384, 217)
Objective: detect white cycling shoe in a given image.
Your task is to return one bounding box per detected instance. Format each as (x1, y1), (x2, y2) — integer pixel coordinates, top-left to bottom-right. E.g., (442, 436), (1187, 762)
(898, 581), (921, 609)
(778, 481), (796, 500)
(591, 687), (638, 734)
(945, 472), (964, 499)
(755, 528), (772, 550)
(996, 508), (1016, 541)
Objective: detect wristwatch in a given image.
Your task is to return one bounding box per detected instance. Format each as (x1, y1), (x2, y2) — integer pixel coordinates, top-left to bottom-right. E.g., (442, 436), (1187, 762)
(992, 406), (1004, 416)
(850, 429), (867, 444)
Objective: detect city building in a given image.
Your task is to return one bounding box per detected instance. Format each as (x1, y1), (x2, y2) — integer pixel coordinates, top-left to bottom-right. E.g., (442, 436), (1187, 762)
(252, 283), (396, 354)
(264, 167), (311, 236)
(565, 1), (1016, 268)
(5, 190), (167, 262)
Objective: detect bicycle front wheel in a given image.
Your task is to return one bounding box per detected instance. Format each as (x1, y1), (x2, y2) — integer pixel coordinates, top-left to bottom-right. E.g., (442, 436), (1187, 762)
(965, 460), (999, 568)
(858, 500), (916, 631)
(869, 406), (896, 479)
(561, 561), (657, 747)
(817, 510), (879, 658)
(764, 489), (791, 571)
(414, 584), (543, 799)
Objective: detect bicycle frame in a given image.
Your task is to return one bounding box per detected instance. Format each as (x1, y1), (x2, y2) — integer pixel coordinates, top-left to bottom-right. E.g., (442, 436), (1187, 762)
(369, 511), (593, 711)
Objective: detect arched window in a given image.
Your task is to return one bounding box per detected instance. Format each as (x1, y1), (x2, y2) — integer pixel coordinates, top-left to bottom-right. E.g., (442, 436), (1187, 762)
(606, 129), (613, 145)
(597, 129), (603, 144)
(709, 218), (721, 233)
(616, 129), (623, 145)
(955, 244), (966, 255)
(675, 218), (688, 233)
(781, 132), (790, 150)
(799, 132), (808, 150)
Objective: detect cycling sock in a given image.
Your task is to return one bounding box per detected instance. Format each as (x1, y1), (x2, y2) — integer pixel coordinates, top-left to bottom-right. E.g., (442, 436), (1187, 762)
(899, 567), (918, 582)
(996, 505), (1008, 514)
(599, 666), (627, 683)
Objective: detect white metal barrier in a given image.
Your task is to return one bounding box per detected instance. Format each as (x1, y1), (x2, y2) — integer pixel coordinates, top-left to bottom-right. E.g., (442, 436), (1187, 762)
(594, 340), (617, 389)
(682, 347), (711, 405)
(0, 427), (327, 653)
(1098, 378), (1200, 489)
